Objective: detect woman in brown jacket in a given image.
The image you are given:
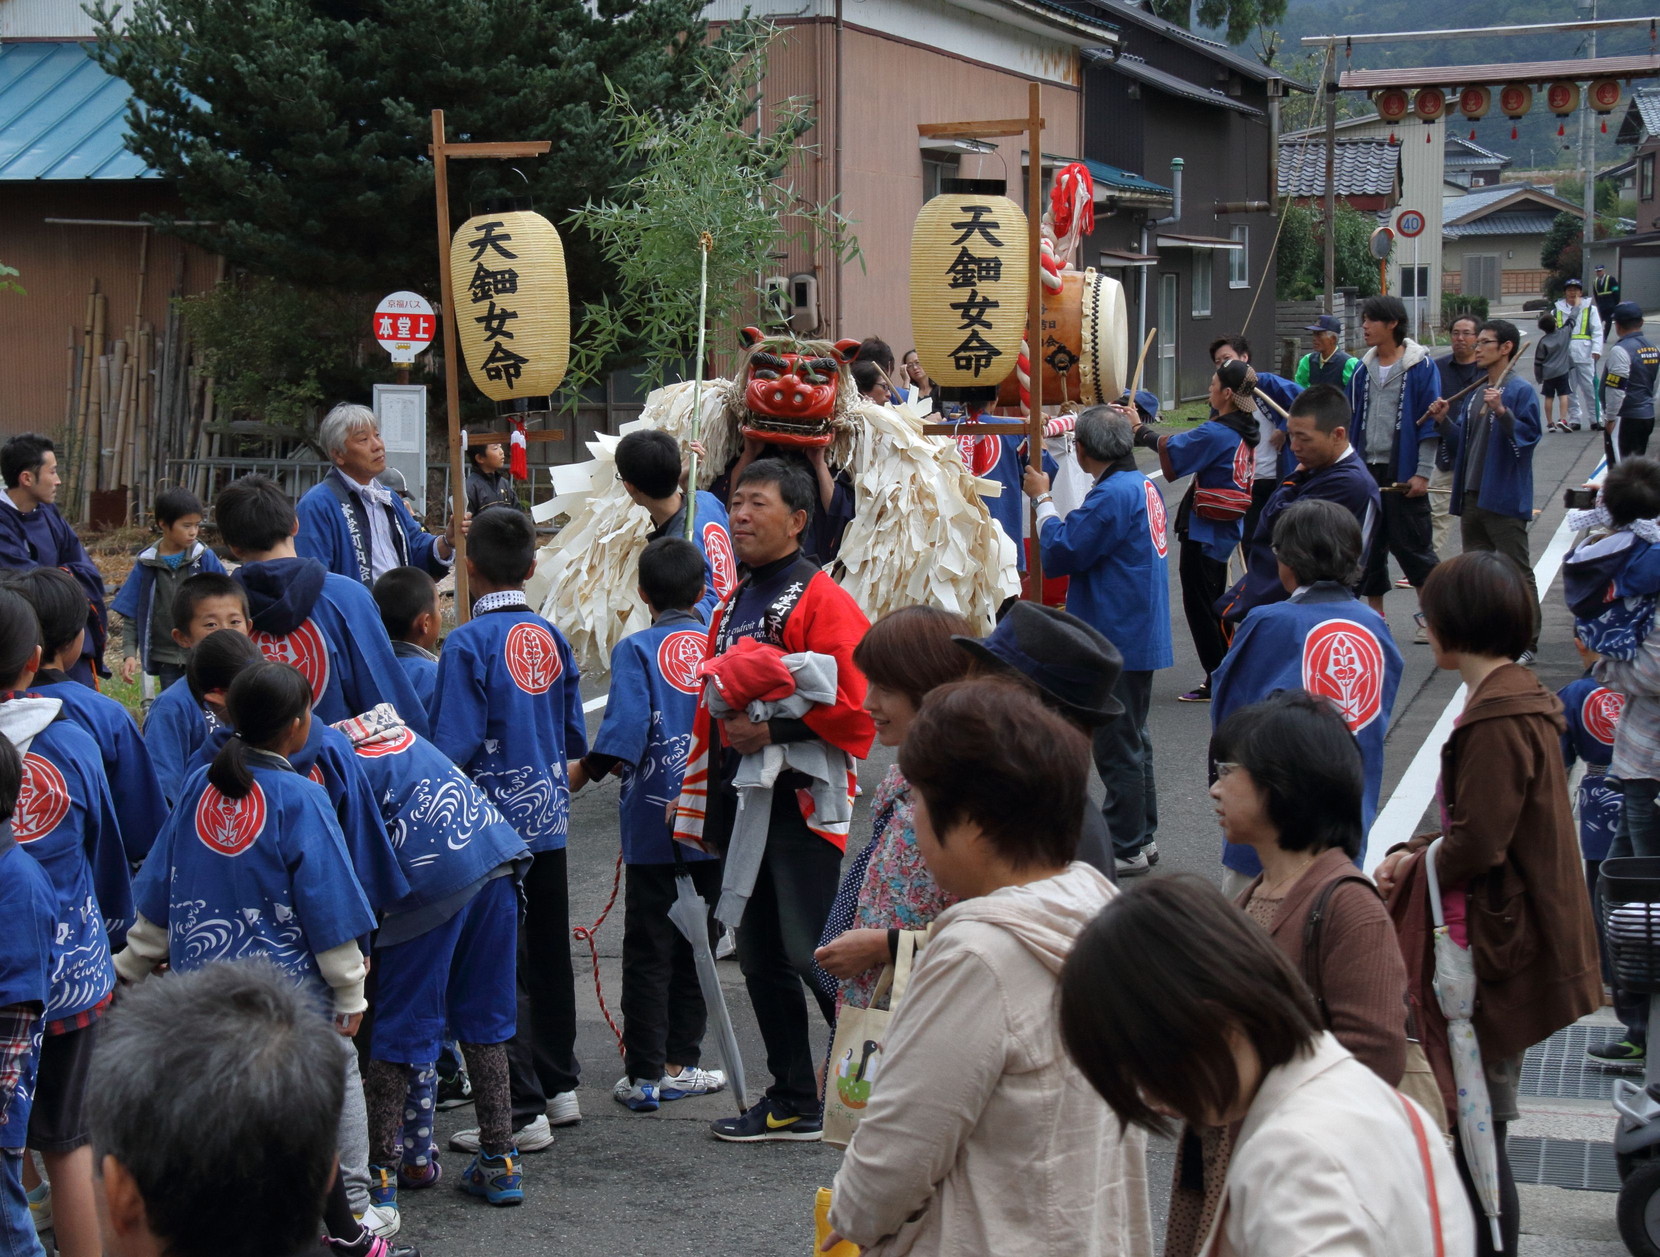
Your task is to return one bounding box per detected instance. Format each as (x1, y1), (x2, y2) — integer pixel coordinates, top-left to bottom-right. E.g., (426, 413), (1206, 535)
(1213, 691), (1408, 1084)
(1377, 551), (1601, 1257)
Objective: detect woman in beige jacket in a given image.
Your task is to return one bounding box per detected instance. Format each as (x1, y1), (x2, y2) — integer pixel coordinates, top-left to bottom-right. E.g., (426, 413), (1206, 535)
(1061, 876), (1473, 1257)
(825, 681), (1152, 1256)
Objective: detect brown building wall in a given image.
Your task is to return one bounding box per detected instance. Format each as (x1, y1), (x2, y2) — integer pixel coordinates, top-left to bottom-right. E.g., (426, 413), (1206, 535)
(0, 182), (219, 436)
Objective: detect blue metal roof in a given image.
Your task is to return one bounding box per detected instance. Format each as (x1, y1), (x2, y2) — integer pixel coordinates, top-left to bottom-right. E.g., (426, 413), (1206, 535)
(0, 41), (154, 180)
(1085, 157), (1172, 201)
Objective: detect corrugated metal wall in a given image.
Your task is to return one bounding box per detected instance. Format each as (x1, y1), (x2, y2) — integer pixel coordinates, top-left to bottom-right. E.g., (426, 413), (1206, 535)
(0, 183), (220, 435)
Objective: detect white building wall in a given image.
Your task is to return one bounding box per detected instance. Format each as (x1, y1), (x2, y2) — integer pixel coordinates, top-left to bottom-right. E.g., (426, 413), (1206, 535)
(1338, 115), (1445, 345)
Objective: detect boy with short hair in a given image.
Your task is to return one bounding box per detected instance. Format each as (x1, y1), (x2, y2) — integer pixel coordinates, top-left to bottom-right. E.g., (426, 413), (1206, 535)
(430, 509), (587, 1153)
(215, 474), (429, 735)
(570, 537), (726, 1112)
(140, 573), (248, 807)
(614, 430), (736, 620)
(1536, 310), (1576, 434)
(112, 487), (225, 694)
(0, 735), (58, 1257)
(7, 567), (168, 864)
(373, 567), (441, 708)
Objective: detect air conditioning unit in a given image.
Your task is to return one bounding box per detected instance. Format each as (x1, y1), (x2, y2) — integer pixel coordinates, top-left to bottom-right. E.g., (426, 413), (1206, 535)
(788, 272), (819, 335)
(761, 276), (792, 330)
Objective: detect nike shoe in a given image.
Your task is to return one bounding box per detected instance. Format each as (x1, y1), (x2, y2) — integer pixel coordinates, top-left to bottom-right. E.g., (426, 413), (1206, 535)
(613, 1076), (661, 1112)
(435, 1070), (473, 1110)
(711, 1096), (823, 1143)
(460, 1151), (524, 1207)
(1588, 1037), (1646, 1063)
(660, 1065), (727, 1101)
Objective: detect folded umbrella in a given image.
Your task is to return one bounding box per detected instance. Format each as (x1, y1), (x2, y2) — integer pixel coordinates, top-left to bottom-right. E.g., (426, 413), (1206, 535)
(1423, 837), (1506, 1251)
(666, 849), (748, 1116)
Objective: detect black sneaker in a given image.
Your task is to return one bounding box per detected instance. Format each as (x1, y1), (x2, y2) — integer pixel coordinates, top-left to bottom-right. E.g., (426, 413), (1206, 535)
(710, 1096), (823, 1143)
(1588, 1037), (1646, 1063)
(436, 1070), (473, 1110)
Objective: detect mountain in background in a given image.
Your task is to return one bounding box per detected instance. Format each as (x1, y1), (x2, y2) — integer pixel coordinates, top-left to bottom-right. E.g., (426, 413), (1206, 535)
(1193, 0), (1654, 175)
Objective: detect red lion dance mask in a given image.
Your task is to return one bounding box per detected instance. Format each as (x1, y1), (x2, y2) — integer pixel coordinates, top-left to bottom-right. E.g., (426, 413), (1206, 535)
(735, 327), (862, 449)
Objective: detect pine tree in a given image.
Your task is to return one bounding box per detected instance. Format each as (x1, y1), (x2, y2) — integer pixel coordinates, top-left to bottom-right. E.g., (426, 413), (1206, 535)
(89, 0), (720, 313)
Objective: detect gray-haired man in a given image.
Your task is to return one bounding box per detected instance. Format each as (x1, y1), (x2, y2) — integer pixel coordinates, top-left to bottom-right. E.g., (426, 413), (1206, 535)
(296, 402), (466, 585)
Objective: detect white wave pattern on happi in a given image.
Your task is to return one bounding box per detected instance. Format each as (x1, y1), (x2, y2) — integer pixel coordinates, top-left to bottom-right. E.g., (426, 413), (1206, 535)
(173, 896), (311, 978)
(45, 893), (113, 1018)
(472, 761), (567, 842)
(530, 380), (1019, 675)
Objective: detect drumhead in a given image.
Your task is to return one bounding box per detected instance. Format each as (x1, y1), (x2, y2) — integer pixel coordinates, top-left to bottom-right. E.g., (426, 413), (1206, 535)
(1080, 269), (1128, 406)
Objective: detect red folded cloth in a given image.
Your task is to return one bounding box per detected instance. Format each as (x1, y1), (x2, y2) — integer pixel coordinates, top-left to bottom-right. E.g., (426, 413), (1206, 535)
(697, 636), (795, 707)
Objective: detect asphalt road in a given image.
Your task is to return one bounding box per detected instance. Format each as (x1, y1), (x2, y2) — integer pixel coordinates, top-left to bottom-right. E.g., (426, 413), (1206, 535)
(400, 395), (1608, 1256)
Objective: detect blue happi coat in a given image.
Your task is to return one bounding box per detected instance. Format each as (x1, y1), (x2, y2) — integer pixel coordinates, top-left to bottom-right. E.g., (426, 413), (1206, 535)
(331, 708), (528, 941)
(393, 644), (439, 710)
(133, 758), (376, 999)
(1211, 584), (1403, 877)
(0, 823), (57, 1147)
(653, 492), (738, 622)
(1034, 464), (1173, 673)
(190, 719), (407, 913)
(235, 556), (429, 736)
(591, 611), (721, 865)
(31, 673), (168, 863)
(943, 419), (1057, 571)
(143, 677), (220, 808)
(1, 697), (127, 1022)
(1559, 673), (1624, 862)
(296, 469), (448, 583)
(1161, 419), (1254, 563)
(430, 602), (587, 854)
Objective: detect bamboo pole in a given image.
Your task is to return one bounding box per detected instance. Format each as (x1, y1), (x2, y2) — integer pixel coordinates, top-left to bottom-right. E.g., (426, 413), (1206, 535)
(91, 294), (107, 489)
(74, 284), (97, 517)
(108, 336), (131, 492)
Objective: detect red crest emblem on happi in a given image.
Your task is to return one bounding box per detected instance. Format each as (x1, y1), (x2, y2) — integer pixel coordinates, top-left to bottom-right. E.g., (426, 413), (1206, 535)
(703, 522), (737, 599)
(1583, 687), (1625, 747)
(250, 619), (331, 704)
(504, 622), (562, 695)
(1145, 479), (1168, 558)
(955, 433), (1001, 478)
(14, 752), (69, 843)
(194, 781), (267, 857)
(1231, 439), (1254, 492)
(356, 727), (418, 759)
(307, 764), (325, 786)
(1301, 619), (1386, 732)
(658, 630), (710, 696)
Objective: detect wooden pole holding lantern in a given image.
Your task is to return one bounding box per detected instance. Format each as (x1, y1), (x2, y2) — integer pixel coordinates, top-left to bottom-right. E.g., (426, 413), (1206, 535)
(915, 83), (1048, 597)
(429, 110), (552, 622)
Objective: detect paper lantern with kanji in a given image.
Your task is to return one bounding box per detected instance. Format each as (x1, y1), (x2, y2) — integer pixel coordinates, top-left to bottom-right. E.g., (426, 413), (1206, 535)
(448, 209), (570, 402)
(1591, 78), (1623, 115)
(1374, 88), (1411, 123)
(1459, 86), (1491, 121)
(1499, 83), (1533, 140)
(1547, 80), (1581, 117)
(1413, 87), (1447, 123)
(909, 183), (1029, 391)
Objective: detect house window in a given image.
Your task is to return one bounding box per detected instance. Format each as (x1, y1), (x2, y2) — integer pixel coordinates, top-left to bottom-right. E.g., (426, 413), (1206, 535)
(1228, 226), (1248, 288)
(1191, 258), (1213, 317)
(922, 156), (954, 202)
(1643, 154), (1656, 203)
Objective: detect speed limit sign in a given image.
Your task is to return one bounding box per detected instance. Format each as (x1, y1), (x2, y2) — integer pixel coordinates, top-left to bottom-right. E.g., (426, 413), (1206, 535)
(1396, 209), (1426, 238)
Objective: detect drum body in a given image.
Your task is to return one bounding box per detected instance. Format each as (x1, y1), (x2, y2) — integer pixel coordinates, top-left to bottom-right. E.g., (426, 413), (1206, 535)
(996, 269), (1128, 408)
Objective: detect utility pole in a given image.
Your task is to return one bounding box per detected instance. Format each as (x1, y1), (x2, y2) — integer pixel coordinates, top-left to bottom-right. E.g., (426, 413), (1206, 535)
(1581, 0), (1598, 254)
(1323, 44), (1337, 314)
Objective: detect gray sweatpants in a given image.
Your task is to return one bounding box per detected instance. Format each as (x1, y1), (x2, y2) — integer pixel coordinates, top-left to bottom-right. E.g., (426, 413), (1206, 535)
(337, 1033), (370, 1214)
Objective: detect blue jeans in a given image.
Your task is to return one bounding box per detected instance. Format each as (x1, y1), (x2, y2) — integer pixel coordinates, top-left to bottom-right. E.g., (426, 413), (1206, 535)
(0, 1152), (43, 1257)
(1609, 778), (1660, 1043)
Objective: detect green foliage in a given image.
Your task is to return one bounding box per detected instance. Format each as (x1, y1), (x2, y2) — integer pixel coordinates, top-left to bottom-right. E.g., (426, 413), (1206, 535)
(1274, 201), (1382, 300)
(0, 261), (21, 297)
(564, 23), (859, 399)
(1555, 176), (1621, 216)
(179, 277), (373, 431)
(1541, 212), (1583, 299)
(1442, 293), (1488, 328)
(1150, 0), (1288, 46)
(90, 0), (720, 377)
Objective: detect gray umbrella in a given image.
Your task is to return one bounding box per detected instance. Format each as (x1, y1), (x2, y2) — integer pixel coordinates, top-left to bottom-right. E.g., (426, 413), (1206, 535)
(666, 857), (748, 1115)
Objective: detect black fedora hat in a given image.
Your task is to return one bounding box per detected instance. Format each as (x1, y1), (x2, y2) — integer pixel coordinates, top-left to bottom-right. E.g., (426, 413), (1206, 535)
(953, 601), (1124, 724)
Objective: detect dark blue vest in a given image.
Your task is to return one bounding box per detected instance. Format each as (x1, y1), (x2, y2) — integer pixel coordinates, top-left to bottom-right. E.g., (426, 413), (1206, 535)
(1614, 331), (1660, 421)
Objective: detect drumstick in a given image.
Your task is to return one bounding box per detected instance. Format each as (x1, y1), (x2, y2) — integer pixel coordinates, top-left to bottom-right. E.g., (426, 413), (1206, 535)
(1390, 338), (1531, 491)
(1129, 327), (1157, 399)
(1215, 358), (1290, 421)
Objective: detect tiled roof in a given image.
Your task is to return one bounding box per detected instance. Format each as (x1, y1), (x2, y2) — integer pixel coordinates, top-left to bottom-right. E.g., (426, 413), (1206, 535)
(0, 41), (154, 180)
(1618, 87), (1660, 144)
(1444, 211), (1563, 239)
(1443, 182), (1582, 225)
(1085, 156), (1172, 202)
(1277, 138), (1400, 200)
(1443, 135), (1512, 170)
(1094, 51), (1264, 117)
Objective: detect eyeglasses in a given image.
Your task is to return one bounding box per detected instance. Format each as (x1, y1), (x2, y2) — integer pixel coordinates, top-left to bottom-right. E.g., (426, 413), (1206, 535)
(1214, 761), (1242, 778)
(1474, 338), (1500, 347)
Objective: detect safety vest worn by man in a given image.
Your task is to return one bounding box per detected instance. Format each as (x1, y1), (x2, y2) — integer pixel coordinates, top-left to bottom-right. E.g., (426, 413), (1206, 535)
(1605, 330), (1660, 423)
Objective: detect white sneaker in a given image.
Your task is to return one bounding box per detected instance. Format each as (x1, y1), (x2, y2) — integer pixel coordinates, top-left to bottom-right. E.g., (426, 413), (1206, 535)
(355, 1203), (400, 1238)
(659, 1065), (727, 1101)
(613, 1075), (660, 1112)
(547, 1091), (581, 1127)
(715, 929), (736, 959)
(449, 1112), (554, 1154)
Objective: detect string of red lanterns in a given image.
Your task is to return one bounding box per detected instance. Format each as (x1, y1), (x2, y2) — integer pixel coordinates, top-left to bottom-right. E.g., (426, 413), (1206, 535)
(1371, 77), (1625, 145)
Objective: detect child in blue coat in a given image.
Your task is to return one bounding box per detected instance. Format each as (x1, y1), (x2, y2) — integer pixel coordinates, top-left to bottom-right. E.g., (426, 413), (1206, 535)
(141, 573), (248, 806)
(430, 508), (586, 1151)
(113, 661), (385, 1256)
(571, 538), (725, 1112)
(1212, 500), (1402, 882)
(183, 631), (408, 915)
(214, 474), (429, 735)
(333, 703), (530, 1210)
(373, 567), (441, 708)
(1560, 635), (1625, 893)
(111, 487), (225, 696)
(0, 734), (59, 1257)
(0, 588), (126, 1257)
(9, 567), (168, 864)
(615, 430), (738, 620)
